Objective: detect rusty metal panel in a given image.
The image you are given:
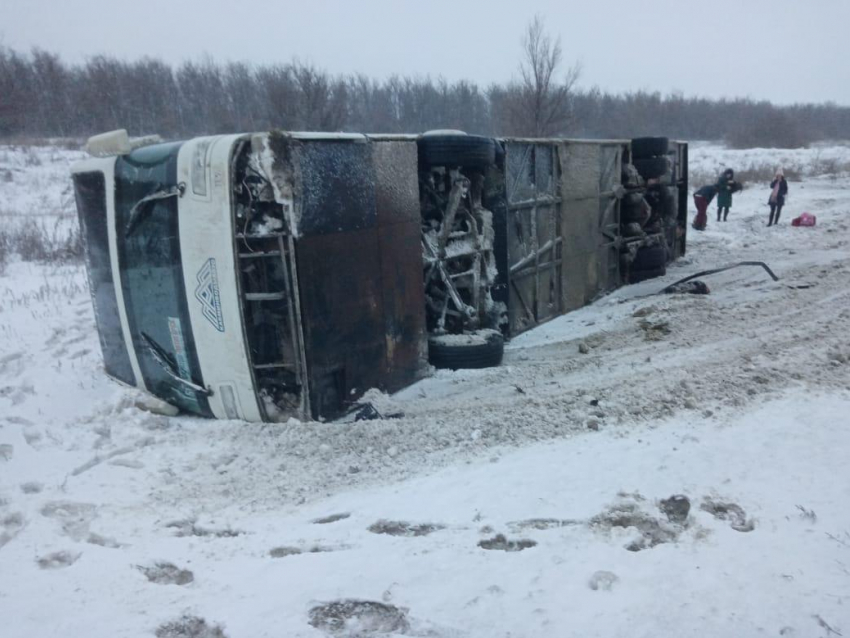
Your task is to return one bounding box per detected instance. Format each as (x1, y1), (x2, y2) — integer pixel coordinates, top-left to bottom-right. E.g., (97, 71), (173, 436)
(558, 142), (601, 312)
(483, 161), (510, 315)
(532, 145), (561, 326)
(373, 140), (429, 391)
(296, 229), (386, 418)
(377, 221), (428, 390)
(597, 144), (624, 292)
(293, 138), (427, 419)
(296, 140), (376, 236)
(556, 141), (628, 308)
(503, 141), (563, 336)
(675, 141), (689, 258)
(373, 141), (421, 224)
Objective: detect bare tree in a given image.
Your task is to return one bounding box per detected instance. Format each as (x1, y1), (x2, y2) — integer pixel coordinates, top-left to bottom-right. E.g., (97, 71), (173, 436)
(497, 15), (582, 137)
(3, 43), (850, 146)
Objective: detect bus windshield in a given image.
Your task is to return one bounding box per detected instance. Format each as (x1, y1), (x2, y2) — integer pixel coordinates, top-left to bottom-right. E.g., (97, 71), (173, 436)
(114, 142), (212, 417)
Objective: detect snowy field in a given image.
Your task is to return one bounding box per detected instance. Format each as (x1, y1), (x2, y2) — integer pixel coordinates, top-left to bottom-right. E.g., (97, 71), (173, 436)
(1, 143), (850, 637)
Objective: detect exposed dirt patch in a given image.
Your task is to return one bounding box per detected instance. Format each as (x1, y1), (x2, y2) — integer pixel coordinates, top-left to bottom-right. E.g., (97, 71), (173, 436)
(639, 319), (671, 341)
(37, 550), (80, 569)
(155, 615), (228, 638)
(312, 513), (351, 525)
(701, 498), (755, 532)
(591, 500), (680, 551)
(659, 495), (691, 524)
(138, 562), (194, 585)
(632, 305), (658, 318)
(308, 599), (410, 635)
(478, 534), (537, 552)
(367, 520), (445, 537)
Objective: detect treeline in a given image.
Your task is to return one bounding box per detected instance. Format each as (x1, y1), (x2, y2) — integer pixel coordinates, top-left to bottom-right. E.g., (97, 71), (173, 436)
(1, 47), (849, 147)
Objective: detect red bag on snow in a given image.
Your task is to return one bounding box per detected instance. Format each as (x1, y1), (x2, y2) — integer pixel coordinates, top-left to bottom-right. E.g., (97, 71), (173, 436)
(791, 212), (816, 227)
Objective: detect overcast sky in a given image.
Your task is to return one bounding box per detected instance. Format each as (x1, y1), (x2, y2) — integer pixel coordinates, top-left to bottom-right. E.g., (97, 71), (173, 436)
(2, 0), (849, 105)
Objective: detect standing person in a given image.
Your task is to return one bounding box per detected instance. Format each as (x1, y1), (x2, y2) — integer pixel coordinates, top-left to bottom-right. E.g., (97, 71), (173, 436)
(691, 183), (718, 231)
(716, 168), (735, 222)
(768, 168), (788, 226)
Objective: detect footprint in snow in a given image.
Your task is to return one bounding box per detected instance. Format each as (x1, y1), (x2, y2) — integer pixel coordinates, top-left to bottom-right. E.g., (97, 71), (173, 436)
(37, 550), (80, 569)
(86, 532), (122, 548)
(137, 562), (194, 585)
(0, 385), (35, 406)
(109, 458), (145, 469)
(155, 615), (228, 638)
(700, 498), (756, 532)
(62, 334), (87, 347)
(5, 416), (34, 426)
(23, 428), (42, 449)
(0, 512), (25, 551)
(478, 534), (537, 552)
(308, 600), (410, 635)
(508, 518), (579, 532)
(311, 512), (350, 525)
(20, 481), (43, 494)
(165, 519), (243, 538)
(269, 545), (340, 558)
(40, 501), (97, 541)
(367, 520), (445, 537)
(0, 352), (24, 376)
(44, 328), (66, 348)
(588, 570), (620, 591)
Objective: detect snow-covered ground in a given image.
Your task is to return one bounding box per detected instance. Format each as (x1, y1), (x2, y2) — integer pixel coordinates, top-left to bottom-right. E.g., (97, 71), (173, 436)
(1, 143), (850, 637)
(0, 144), (82, 229)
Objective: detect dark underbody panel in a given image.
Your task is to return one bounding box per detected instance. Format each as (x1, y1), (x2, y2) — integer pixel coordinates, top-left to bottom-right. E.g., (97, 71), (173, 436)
(234, 135), (428, 421)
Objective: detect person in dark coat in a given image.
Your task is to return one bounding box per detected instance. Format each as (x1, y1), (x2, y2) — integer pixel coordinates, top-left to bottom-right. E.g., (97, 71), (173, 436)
(767, 168), (789, 226)
(691, 184), (718, 231)
(716, 168), (735, 221)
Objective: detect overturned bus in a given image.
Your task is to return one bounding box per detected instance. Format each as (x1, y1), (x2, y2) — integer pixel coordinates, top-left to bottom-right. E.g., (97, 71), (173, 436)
(72, 130), (686, 422)
(417, 134), (688, 343)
